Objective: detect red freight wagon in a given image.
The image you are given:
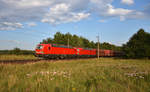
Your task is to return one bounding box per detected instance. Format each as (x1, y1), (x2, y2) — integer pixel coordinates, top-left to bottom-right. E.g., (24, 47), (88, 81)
(98, 50), (114, 57)
(99, 50), (105, 56)
(77, 48), (96, 57)
(104, 50), (110, 56)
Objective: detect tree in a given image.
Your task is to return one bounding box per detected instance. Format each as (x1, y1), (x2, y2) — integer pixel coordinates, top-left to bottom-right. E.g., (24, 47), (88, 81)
(89, 41), (96, 48)
(53, 32), (65, 44)
(72, 35), (81, 47)
(40, 32), (121, 50)
(64, 32), (72, 46)
(12, 47), (21, 55)
(123, 29), (150, 58)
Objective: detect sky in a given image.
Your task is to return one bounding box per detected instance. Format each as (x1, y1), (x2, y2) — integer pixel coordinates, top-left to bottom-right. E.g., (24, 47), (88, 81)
(0, 0), (150, 50)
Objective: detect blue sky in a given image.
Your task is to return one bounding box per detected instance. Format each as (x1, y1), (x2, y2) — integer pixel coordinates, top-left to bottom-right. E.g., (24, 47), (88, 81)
(0, 0), (150, 50)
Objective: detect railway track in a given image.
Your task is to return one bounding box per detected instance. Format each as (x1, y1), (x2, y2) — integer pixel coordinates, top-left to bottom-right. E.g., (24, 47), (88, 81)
(0, 58), (95, 64)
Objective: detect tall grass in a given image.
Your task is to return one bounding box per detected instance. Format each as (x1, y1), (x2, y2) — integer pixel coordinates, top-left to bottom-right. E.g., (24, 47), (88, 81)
(0, 58), (150, 92)
(0, 55), (38, 60)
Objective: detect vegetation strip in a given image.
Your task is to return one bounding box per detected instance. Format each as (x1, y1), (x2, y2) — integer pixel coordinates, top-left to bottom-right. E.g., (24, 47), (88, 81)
(0, 58), (150, 92)
(0, 59), (41, 64)
(0, 58), (95, 64)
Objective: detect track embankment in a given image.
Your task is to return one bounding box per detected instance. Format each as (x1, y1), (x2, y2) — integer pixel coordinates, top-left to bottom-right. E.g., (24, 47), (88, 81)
(0, 58), (95, 64)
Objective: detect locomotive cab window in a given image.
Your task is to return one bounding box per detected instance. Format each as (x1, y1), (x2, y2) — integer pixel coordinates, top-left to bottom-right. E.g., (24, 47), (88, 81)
(36, 45), (43, 50)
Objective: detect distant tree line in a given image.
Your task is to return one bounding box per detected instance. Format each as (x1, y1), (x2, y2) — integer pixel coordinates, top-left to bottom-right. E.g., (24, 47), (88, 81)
(0, 48), (34, 55)
(40, 32), (121, 51)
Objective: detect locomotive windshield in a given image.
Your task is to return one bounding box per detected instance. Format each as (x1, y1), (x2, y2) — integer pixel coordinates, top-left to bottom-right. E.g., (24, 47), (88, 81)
(36, 45), (43, 50)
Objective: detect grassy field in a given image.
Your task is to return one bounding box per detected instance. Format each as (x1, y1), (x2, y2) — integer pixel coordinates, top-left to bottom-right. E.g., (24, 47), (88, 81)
(0, 55), (38, 60)
(0, 58), (150, 92)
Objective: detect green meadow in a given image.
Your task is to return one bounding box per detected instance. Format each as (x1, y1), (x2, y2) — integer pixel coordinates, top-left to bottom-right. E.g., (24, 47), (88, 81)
(0, 55), (37, 61)
(0, 58), (150, 92)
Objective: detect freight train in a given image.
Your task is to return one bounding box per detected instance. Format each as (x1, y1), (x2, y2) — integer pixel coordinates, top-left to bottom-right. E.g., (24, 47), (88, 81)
(35, 44), (122, 59)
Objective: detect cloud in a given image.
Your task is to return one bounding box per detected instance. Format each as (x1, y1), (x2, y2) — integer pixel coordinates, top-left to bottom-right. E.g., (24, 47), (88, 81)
(0, 0), (149, 30)
(41, 3), (90, 24)
(121, 0), (134, 5)
(0, 22), (23, 31)
(27, 22), (37, 27)
(2, 0), (54, 8)
(0, 0), (51, 22)
(105, 4), (145, 21)
(91, 1), (147, 21)
(14, 0), (53, 7)
(114, 40), (128, 46)
(90, 0), (132, 17)
(99, 19), (107, 23)
(0, 0), (90, 29)
(107, 4), (133, 16)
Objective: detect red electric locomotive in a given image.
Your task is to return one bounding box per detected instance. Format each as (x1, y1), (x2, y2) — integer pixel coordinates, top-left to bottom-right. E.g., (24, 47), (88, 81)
(35, 44), (97, 59)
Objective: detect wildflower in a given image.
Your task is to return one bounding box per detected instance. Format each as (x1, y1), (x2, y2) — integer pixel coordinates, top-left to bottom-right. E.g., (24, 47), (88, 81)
(72, 88), (76, 91)
(53, 72), (57, 75)
(46, 71), (50, 74)
(26, 74), (31, 77)
(50, 78), (54, 80)
(139, 76), (144, 79)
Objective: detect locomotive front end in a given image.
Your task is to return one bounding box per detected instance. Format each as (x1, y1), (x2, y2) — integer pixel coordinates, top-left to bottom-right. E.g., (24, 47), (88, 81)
(35, 44), (44, 57)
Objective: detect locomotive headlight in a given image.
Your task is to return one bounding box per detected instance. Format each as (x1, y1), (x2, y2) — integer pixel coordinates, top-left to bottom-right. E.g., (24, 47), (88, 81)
(41, 51), (44, 54)
(36, 51), (44, 54)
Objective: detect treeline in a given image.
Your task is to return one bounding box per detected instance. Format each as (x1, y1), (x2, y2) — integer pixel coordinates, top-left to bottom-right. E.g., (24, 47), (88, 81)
(0, 48), (34, 55)
(41, 32), (121, 51)
(122, 29), (150, 59)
